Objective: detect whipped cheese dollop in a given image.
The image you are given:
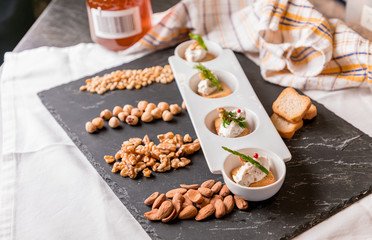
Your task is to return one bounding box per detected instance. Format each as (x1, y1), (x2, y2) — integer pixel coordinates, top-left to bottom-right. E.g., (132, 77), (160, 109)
(218, 109), (246, 138)
(197, 79), (218, 95)
(233, 155), (270, 187)
(185, 44), (207, 62)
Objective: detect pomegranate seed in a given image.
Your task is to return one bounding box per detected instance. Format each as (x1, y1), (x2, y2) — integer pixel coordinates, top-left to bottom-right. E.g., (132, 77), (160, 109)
(253, 153), (258, 158)
(237, 109), (241, 113)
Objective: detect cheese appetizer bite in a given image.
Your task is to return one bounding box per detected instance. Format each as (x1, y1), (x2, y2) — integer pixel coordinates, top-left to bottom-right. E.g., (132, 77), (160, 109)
(215, 107), (250, 138)
(223, 147), (275, 188)
(194, 63), (232, 98)
(186, 33), (216, 62)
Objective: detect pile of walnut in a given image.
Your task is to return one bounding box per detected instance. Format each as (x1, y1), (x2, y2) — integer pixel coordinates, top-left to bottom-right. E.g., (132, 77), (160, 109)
(85, 100), (187, 134)
(144, 179), (248, 222)
(105, 132), (200, 179)
(79, 65), (174, 94)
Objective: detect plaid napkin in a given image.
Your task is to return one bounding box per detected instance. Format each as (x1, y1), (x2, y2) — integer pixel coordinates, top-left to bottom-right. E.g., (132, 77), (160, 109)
(128, 0), (372, 91)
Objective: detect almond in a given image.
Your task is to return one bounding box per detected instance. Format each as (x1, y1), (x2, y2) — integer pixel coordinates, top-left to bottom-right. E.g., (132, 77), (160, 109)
(234, 195), (248, 210)
(166, 188), (187, 198)
(180, 184), (200, 190)
(219, 185), (230, 197)
(178, 205), (198, 219)
(172, 192), (184, 203)
(182, 194), (193, 208)
(214, 199), (226, 218)
(144, 209), (160, 221)
(201, 179), (215, 189)
(162, 208), (177, 223)
(144, 192), (159, 206)
(152, 193), (166, 209)
(211, 181), (222, 194)
(195, 204), (215, 221)
(187, 189), (203, 204)
(223, 195), (235, 214)
(196, 197), (210, 209)
(198, 187), (213, 198)
(172, 193), (183, 218)
(210, 194), (223, 206)
(157, 200), (174, 219)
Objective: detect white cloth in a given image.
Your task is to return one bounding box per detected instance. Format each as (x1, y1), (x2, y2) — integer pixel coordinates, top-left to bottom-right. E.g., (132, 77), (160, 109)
(0, 43), (371, 240)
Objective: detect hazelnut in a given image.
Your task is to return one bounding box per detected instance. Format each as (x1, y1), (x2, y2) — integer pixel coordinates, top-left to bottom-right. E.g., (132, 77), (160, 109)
(162, 110), (173, 122)
(100, 109), (112, 120)
(118, 111), (129, 122)
(158, 102), (169, 112)
(145, 103), (156, 112)
(137, 101), (148, 111)
(85, 121), (96, 133)
(182, 101), (187, 110)
(131, 108), (143, 117)
(151, 108), (162, 119)
(141, 112), (153, 122)
(126, 115), (139, 125)
(169, 104), (181, 115)
(123, 104), (134, 113)
(109, 117), (120, 128)
(92, 117), (104, 129)
(113, 106), (123, 117)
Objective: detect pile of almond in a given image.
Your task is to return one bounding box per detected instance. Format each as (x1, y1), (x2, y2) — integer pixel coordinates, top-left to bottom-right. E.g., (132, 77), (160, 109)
(144, 179), (248, 222)
(79, 65), (174, 94)
(105, 132), (200, 179)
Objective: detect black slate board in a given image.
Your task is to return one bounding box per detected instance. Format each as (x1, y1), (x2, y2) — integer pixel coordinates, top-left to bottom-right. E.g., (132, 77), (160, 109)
(38, 47), (372, 240)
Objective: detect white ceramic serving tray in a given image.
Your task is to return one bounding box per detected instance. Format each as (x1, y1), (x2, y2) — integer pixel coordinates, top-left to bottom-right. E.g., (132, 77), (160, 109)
(168, 42), (291, 174)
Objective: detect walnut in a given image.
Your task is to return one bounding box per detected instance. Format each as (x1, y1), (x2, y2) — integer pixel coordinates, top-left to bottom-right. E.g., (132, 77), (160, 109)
(143, 135), (150, 145)
(183, 134), (192, 143)
(176, 141), (200, 157)
(179, 157), (191, 167)
(104, 155), (115, 163)
(129, 138), (142, 147)
(143, 168), (152, 178)
(175, 134), (183, 148)
(171, 158), (180, 169)
(157, 142), (177, 154)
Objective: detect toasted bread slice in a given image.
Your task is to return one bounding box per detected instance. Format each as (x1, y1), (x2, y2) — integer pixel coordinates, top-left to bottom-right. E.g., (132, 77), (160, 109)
(199, 82), (232, 98)
(232, 167), (275, 187)
(249, 171), (275, 187)
(303, 104), (317, 120)
(231, 166), (240, 177)
(272, 88), (311, 123)
(270, 113), (303, 139)
(214, 117), (250, 137)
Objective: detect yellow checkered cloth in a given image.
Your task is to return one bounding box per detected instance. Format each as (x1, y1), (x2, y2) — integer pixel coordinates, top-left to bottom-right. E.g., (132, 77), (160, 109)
(129, 0), (372, 91)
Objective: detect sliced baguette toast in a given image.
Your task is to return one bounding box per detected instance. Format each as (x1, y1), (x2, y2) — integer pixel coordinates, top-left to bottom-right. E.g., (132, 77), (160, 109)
(272, 88), (311, 123)
(249, 170), (275, 187)
(303, 104), (317, 120)
(199, 82), (232, 98)
(270, 113), (303, 139)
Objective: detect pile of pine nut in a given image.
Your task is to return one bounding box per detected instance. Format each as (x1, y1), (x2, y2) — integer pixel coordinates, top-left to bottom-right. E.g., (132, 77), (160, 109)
(79, 65), (174, 94)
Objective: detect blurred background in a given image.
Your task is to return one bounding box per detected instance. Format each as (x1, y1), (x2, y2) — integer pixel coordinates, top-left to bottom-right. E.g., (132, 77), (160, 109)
(0, 0), (348, 65)
(0, 0), (51, 64)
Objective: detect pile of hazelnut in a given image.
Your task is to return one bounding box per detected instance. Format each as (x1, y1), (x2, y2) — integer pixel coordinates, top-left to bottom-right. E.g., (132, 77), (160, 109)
(85, 101), (187, 133)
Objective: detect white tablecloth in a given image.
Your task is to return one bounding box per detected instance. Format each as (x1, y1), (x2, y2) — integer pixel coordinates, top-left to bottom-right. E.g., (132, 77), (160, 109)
(0, 43), (371, 240)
